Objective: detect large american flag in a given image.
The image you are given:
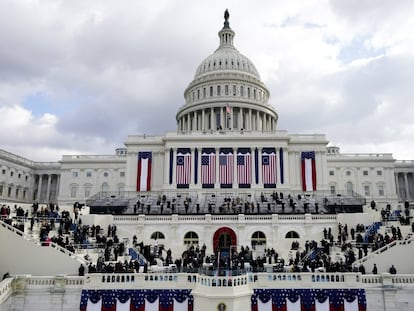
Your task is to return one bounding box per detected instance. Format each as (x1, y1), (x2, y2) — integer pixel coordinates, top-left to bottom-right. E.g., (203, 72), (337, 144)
(262, 148), (276, 186)
(219, 148), (233, 186)
(251, 288), (366, 311)
(237, 148), (251, 186)
(201, 148), (216, 186)
(176, 148), (191, 187)
(80, 289), (193, 311)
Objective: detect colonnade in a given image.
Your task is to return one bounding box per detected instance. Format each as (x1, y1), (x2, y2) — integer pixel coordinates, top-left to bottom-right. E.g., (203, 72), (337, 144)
(395, 172), (414, 202)
(178, 106), (276, 133)
(33, 174), (60, 203)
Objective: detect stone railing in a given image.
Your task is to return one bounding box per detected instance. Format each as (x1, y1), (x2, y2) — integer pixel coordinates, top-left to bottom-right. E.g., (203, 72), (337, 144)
(0, 277), (13, 305)
(352, 236), (414, 267)
(0, 219), (89, 266)
(6, 272), (414, 295)
(113, 213), (338, 225)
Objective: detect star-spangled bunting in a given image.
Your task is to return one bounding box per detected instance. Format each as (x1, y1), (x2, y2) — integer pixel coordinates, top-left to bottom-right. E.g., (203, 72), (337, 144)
(80, 289), (193, 311)
(251, 289), (366, 311)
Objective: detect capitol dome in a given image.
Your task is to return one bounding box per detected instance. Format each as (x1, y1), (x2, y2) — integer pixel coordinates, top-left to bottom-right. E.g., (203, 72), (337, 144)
(176, 10), (278, 134)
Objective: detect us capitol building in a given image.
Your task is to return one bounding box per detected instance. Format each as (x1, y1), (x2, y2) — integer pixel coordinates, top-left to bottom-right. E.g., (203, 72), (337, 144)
(1, 10), (414, 311)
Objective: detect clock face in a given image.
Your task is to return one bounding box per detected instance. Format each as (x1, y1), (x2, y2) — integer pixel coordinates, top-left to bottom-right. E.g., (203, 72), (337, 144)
(217, 302), (226, 311)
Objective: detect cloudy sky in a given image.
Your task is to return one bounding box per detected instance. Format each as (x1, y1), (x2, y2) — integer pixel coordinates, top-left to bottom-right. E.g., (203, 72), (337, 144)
(1, 0), (414, 162)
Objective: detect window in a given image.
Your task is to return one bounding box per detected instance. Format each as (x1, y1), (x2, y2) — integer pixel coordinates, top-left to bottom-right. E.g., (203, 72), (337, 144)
(251, 231), (266, 247)
(203, 88), (206, 98)
(378, 185), (384, 196)
(70, 186), (77, 198)
(101, 183), (108, 196)
(197, 89), (200, 100)
(18, 173), (21, 179)
(120, 171), (125, 177)
(346, 181), (353, 195)
(225, 85), (229, 95)
(329, 171), (334, 176)
(285, 231), (300, 239)
(23, 190), (26, 200)
(86, 171), (92, 177)
(330, 185), (336, 195)
(377, 170), (383, 176)
(1, 169), (5, 175)
(118, 186), (124, 195)
(184, 231), (199, 245)
(346, 170), (351, 176)
(210, 86), (213, 96)
(15, 188), (19, 198)
(233, 85), (236, 96)
(364, 185), (370, 196)
(103, 172), (109, 177)
(72, 171), (78, 178)
(84, 186), (91, 198)
(240, 86), (244, 96)
(25, 176), (28, 181)
(363, 170), (369, 176)
(10, 171), (14, 177)
(247, 87), (251, 98)
(217, 85), (221, 96)
(150, 231), (165, 240)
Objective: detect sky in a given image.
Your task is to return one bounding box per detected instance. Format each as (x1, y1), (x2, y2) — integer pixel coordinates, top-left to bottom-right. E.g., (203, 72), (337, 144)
(1, 0), (414, 162)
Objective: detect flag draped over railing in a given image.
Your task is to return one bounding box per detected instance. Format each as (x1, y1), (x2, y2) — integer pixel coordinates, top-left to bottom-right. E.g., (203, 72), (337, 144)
(251, 288), (366, 311)
(80, 289), (193, 311)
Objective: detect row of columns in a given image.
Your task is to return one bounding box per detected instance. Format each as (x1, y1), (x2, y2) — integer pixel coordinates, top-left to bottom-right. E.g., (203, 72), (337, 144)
(165, 147), (287, 188)
(395, 172), (414, 201)
(34, 174), (60, 203)
(178, 107), (276, 133)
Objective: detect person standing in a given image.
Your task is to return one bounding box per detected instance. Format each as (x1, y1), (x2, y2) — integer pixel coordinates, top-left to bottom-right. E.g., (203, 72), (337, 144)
(372, 263), (378, 274)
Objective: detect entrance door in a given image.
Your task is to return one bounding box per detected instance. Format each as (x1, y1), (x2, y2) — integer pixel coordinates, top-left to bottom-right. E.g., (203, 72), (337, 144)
(213, 227), (237, 255)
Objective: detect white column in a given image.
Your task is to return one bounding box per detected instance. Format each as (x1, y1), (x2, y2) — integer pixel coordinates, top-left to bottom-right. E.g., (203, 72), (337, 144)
(404, 173), (409, 201)
(46, 174), (52, 203)
(220, 107), (224, 129)
(202, 109), (205, 131)
(187, 114), (191, 131)
(37, 175), (43, 202)
(239, 108), (243, 130)
(211, 108), (215, 130)
(55, 175), (60, 202)
(248, 109), (252, 131)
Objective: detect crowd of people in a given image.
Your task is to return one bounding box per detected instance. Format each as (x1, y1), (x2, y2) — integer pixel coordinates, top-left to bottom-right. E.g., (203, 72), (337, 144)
(0, 199), (412, 277)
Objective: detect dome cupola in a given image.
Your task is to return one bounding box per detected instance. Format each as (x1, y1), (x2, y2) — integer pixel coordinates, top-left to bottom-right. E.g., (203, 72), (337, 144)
(176, 10), (278, 134)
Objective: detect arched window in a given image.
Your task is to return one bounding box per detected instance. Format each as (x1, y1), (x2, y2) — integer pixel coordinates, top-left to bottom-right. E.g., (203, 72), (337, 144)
(150, 231), (165, 240)
(240, 86), (244, 96)
(285, 231), (300, 239)
(210, 86), (213, 96)
(184, 231), (199, 245)
(251, 231), (266, 247)
(225, 85), (229, 95)
(217, 85), (221, 96)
